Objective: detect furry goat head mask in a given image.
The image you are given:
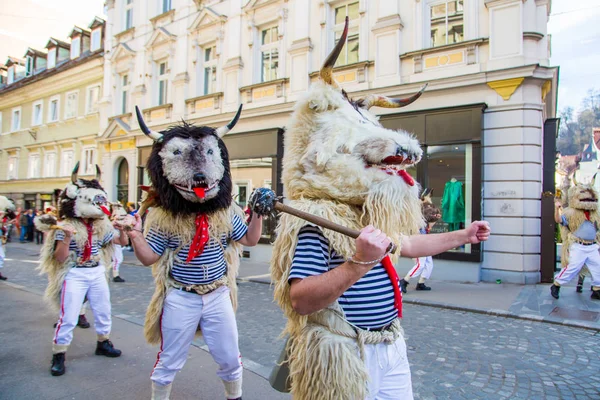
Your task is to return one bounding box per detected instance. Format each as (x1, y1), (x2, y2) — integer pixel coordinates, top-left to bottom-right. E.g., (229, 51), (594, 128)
(282, 17), (426, 234)
(135, 105), (242, 216)
(59, 162), (111, 219)
(568, 175), (598, 211)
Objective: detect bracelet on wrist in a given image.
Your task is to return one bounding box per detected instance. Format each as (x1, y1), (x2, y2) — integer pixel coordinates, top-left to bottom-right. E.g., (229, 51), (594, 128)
(346, 253), (386, 266)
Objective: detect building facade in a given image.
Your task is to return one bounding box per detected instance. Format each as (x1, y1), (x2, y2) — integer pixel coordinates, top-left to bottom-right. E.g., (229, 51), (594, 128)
(100, 0), (558, 284)
(0, 18), (107, 212)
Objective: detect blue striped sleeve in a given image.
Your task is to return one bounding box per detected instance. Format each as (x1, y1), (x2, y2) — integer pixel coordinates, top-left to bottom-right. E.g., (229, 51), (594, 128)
(55, 230), (65, 241)
(146, 227), (168, 256)
(102, 230), (116, 246)
(289, 226), (330, 281)
(231, 214), (248, 242)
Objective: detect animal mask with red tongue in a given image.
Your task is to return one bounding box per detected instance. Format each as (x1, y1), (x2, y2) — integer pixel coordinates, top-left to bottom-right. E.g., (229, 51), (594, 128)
(59, 162), (111, 220)
(194, 187), (206, 199)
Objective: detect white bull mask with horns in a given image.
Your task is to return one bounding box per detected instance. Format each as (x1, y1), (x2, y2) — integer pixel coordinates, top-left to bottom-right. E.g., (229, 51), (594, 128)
(282, 16), (427, 235)
(61, 162), (112, 219)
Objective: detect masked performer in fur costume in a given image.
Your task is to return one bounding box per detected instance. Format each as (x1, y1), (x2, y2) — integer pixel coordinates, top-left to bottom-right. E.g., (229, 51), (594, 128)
(399, 189), (442, 293)
(268, 18), (491, 400)
(36, 163), (128, 376)
(0, 196), (17, 280)
(122, 106), (263, 400)
(552, 176), (600, 300)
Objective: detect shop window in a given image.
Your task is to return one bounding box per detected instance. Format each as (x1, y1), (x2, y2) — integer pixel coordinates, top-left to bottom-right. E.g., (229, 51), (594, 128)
(230, 157), (277, 242)
(418, 142), (481, 259)
(429, 0), (464, 48)
(333, 1), (360, 66)
(260, 26), (279, 82)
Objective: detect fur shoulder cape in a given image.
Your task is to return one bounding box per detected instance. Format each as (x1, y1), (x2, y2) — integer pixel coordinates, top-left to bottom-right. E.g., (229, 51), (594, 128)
(37, 217), (115, 310)
(270, 199), (405, 400)
(143, 204), (244, 345)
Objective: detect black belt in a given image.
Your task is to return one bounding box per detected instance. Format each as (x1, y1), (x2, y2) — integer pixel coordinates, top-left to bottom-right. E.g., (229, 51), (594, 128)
(574, 239), (597, 246)
(74, 262), (99, 268)
(366, 323), (393, 332)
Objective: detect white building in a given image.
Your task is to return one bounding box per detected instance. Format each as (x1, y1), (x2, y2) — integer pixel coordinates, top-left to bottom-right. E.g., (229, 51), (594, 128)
(100, 0), (559, 284)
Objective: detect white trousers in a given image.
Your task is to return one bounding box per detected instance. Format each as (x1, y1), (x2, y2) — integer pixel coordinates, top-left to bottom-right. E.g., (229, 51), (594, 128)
(112, 244), (123, 277)
(407, 256), (433, 280)
(0, 243), (4, 269)
(151, 286), (243, 396)
(555, 243), (600, 287)
(53, 265), (112, 352)
(365, 336), (413, 400)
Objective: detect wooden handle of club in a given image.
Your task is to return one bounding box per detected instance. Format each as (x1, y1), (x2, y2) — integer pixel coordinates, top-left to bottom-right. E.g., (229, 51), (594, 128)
(273, 202), (398, 254)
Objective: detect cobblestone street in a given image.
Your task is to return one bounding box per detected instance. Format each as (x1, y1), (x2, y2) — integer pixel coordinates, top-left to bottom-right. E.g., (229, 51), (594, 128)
(1, 243), (599, 399)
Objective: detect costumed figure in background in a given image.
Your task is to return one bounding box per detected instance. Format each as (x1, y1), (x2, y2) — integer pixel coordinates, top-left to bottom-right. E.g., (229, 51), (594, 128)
(122, 106), (263, 400)
(399, 189), (442, 293)
(268, 18), (491, 400)
(441, 177), (464, 232)
(35, 163), (129, 376)
(109, 202), (127, 282)
(0, 196), (17, 281)
(552, 175), (600, 300)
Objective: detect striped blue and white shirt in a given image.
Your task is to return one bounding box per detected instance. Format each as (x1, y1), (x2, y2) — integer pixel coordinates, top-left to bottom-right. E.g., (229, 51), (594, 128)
(55, 229), (115, 263)
(146, 214), (248, 285)
(289, 225), (398, 330)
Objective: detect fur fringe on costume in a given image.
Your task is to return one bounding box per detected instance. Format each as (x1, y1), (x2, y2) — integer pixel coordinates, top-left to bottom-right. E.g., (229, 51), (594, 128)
(270, 199), (408, 399)
(37, 217), (115, 311)
(143, 205), (244, 345)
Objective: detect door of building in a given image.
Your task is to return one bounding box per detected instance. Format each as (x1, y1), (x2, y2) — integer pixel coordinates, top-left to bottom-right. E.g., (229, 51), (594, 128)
(540, 118), (560, 282)
(117, 158), (129, 206)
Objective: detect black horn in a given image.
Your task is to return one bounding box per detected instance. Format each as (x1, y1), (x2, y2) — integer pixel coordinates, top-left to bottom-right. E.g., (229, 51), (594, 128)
(319, 16), (349, 86)
(215, 104), (243, 138)
(71, 161), (80, 184)
(95, 165), (102, 181)
(135, 106), (163, 142)
(359, 84), (428, 110)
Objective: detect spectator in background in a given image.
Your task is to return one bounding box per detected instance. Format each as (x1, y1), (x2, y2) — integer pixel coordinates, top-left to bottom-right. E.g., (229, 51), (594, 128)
(13, 207), (22, 242)
(27, 209), (35, 242)
(19, 209), (29, 243)
(35, 209), (45, 244)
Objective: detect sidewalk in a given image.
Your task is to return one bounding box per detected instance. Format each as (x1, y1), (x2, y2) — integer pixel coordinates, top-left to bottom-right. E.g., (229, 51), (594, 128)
(0, 284), (288, 400)
(9, 240), (600, 331)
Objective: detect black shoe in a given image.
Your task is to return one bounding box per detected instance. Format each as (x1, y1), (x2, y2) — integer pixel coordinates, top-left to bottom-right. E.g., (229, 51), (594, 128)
(77, 314), (90, 329)
(577, 276), (584, 293)
(0, 273), (7, 281)
(416, 282), (432, 291)
(50, 352), (65, 376)
(53, 322), (57, 328)
(95, 340), (122, 357)
(113, 276), (125, 283)
(550, 284), (560, 299)
(576, 285), (583, 293)
(399, 279), (408, 294)
(591, 290), (600, 300)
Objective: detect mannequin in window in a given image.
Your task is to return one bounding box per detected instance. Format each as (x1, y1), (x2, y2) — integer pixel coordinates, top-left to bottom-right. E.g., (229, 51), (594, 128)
(441, 177), (465, 232)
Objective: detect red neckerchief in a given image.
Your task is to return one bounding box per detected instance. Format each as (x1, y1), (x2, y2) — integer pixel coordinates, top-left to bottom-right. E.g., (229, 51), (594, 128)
(585, 211), (591, 221)
(186, 214), (210, 263)
(380, 255), (403, 318)
(82, 221), (94, 261)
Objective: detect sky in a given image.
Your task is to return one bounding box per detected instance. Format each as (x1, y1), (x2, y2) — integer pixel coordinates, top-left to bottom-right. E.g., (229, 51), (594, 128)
(0, 0), (598, 113)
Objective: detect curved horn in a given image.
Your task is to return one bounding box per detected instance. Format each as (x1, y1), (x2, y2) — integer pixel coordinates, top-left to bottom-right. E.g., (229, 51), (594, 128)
(135, 106), (163, 142)
(572, 173), (579, 186)
(319, 16), (349, 86)
(95, 165), (102, 181)
(215, 104), (243, 138)
(71, 161), (80, 184)
(360, 84), (428, 110)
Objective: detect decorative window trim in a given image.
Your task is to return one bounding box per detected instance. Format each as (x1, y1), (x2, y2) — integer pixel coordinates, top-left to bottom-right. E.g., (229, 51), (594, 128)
(259, 24), (280, 83)
(423, 0), (467, 49)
